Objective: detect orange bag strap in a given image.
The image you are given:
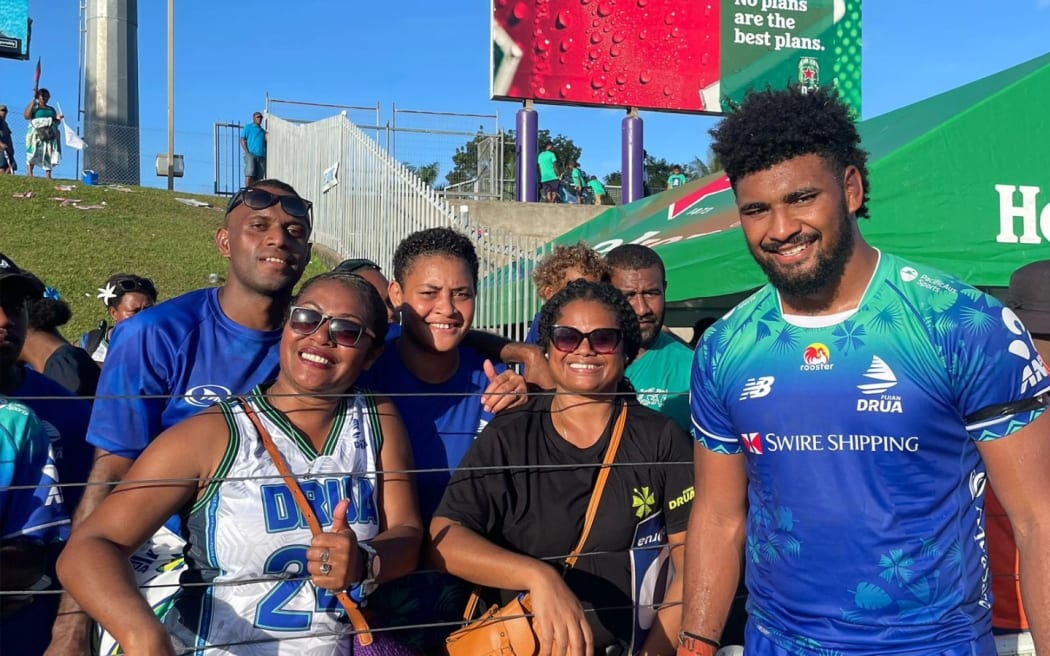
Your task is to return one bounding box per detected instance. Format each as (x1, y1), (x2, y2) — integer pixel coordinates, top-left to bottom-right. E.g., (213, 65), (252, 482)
(462, 402), (628, 620)
(242, 398), (374, 646)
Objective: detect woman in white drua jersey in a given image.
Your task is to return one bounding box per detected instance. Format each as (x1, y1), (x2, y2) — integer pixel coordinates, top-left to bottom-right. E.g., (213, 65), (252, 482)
(58, 272), (422, 655)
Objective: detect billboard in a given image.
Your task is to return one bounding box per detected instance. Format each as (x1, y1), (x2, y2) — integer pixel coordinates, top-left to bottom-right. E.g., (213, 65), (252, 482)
(492, 0), (861, 115)
(0, 0), (31, 60)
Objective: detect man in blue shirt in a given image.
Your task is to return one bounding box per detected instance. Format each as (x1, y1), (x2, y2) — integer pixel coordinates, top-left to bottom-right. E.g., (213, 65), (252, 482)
(45, 179), (313, 654)
(678, 86), (1050, 656)
(240, 111), (267, 186)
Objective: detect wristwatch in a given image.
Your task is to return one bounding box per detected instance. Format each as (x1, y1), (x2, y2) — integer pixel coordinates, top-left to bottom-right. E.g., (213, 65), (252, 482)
(356, 542), (381, 597)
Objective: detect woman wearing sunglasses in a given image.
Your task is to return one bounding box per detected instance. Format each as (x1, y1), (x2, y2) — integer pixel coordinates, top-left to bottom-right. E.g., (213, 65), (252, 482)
(58, 272), (423, 655)
(431, 279), (695, 656)
(80, 273), (158, 364)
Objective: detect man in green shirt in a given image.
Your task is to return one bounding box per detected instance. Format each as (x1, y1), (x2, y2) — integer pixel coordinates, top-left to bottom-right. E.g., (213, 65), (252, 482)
(606, 244), (693, 430)
(538, 143), (560, 203)
(667, 165), (688, 188)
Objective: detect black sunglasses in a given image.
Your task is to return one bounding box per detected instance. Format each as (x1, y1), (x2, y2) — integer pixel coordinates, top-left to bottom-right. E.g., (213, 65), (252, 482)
(550, 326), (623, 354)
(288, 306), (375, 347)
(334, 258), (382, 274)
(111, 277), (157, 299)
(226, 187), (313, 220)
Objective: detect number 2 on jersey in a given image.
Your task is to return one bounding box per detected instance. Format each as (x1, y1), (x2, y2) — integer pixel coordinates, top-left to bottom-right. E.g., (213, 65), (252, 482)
(255, 545), (339, 631)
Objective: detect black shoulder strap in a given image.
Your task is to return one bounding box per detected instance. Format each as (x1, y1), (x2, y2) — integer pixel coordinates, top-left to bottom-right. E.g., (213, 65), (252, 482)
(84, 321), (108, 356)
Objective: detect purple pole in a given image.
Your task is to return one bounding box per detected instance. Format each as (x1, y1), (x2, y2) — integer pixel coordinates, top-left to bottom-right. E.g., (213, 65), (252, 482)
(622, 111), (644, 204)
(516, 104), (539, 202)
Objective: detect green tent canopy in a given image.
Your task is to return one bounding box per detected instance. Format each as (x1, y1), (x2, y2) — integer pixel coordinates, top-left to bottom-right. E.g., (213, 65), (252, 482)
(481, 52), (1050, 325)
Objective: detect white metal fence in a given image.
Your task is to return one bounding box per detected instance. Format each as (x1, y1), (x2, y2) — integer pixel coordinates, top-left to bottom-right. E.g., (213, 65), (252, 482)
(267, 112), (548, 340)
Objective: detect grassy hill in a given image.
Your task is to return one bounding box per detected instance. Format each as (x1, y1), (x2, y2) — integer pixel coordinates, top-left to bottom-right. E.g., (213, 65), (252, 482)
(0, 174), (328, 340)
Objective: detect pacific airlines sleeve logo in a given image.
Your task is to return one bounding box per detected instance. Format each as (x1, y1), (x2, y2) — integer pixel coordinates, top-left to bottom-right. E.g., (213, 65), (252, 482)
(801, 343), (834, 371)
(741, 432), (764, 454)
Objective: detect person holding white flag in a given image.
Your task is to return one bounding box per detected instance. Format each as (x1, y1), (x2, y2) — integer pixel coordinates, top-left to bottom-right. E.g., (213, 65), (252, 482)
(23, 88), (62, 179)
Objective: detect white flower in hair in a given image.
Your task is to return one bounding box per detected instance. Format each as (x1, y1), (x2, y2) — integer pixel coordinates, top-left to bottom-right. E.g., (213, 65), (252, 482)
(97, 283), (118, 304)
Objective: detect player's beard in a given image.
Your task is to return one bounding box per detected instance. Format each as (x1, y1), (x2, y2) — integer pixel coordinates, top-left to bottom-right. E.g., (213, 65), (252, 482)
(752, 201), (855, 300)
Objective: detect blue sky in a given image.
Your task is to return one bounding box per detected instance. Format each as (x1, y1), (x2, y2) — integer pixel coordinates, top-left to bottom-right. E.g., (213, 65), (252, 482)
(4, 1), (1049, 195)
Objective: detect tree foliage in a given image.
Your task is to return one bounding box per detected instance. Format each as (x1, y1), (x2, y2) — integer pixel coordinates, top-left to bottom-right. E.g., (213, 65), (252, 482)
(406, 161), (441, 187)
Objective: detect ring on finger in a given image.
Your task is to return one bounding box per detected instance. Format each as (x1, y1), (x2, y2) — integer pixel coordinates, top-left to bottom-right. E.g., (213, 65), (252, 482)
(320, 562), (332, 576)
(320, 550), (330, 563)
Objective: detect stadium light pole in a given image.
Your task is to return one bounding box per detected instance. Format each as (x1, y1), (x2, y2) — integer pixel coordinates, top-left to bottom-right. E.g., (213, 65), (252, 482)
(166, 0), (174, 190)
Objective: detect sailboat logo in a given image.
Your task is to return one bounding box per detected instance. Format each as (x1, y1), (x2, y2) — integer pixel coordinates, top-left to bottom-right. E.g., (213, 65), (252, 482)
(857, 356), (897, 394)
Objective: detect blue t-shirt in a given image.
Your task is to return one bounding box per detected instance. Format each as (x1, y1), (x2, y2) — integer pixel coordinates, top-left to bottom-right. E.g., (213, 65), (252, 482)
(241, 122), (266, 157)
(690, 252), (1050, 655)
(0, 397), (70, 656)
(357, 340), (503, 521)
(87, 287), (283, 459)
(16, 368), (93, 513)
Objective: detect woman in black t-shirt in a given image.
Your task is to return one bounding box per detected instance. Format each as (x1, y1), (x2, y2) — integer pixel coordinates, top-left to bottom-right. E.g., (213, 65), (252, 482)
(432, 280), (695, 656)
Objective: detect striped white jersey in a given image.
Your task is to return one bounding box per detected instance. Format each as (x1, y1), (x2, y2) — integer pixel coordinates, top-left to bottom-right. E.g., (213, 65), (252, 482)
(164, 390), (383, 655)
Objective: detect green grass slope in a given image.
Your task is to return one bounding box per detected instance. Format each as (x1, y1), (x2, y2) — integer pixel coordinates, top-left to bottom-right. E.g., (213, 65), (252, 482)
(0, 175), (327, 340)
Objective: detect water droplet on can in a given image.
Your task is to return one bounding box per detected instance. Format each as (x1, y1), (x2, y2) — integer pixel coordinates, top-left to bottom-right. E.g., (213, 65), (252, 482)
(597, 1), (613, 17)
(555, 10), (572, 28)
(513, 2), (528, 20)
(639, 70), (652, 84)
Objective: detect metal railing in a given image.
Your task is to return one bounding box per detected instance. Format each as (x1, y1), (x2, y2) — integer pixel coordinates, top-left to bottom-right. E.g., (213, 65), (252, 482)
(266, 112), (547, 339)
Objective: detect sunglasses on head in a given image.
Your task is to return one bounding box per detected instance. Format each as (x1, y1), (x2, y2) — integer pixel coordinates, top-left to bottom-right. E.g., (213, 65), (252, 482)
(112, 277), (157, 298)
(550, 326), (623, 354)
(288, 306), (375, 347)
(334, 258), (382, 274)
(226, 187), (313, 220)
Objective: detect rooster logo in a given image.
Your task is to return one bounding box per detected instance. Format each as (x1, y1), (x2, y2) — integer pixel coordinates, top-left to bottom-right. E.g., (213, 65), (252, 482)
(803, 343), (831, 365)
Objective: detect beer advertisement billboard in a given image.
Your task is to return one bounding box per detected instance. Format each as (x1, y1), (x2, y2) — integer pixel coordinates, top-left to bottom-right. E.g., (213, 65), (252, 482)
(491, 0), (862, 115)
(0, 0), (31, 60)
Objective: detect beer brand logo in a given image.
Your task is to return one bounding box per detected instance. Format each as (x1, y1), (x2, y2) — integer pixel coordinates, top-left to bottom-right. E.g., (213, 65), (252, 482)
(900, 267), (918, 282)
(799, 56), (820, 91)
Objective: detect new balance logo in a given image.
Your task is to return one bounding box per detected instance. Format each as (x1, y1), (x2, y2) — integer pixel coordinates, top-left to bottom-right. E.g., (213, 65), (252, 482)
(857, 356), (897, 394)
(739, 376), (775, 400)
(741, 432), (764, 455)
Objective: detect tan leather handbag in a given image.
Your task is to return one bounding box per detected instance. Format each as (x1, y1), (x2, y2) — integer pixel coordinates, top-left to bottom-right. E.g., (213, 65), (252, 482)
(444, 403), (628, 656)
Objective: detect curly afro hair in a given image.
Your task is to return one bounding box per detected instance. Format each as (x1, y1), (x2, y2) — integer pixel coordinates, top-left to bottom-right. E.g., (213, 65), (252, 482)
(27, 297), (73, 331)
(710, 85), (871, 219)
(532, 242), (609, 298)
(538, 279), (642, 366)
(291, 271), (389, 351)
(392, 227), (479, 287)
